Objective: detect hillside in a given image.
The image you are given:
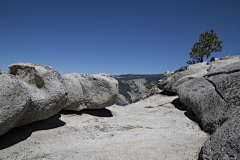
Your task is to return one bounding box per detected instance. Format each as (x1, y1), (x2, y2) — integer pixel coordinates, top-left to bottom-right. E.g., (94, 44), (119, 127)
(113, 74), (164, 104)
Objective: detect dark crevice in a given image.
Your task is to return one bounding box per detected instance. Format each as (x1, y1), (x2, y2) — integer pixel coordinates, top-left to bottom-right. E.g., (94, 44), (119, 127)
(35, 74), (44, 89)
(206, 68), (240, 77)
(204, 77), (227, 103)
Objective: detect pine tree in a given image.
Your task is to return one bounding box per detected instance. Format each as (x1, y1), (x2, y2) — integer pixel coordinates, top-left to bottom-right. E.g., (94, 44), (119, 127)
(187, 29), (223, 64)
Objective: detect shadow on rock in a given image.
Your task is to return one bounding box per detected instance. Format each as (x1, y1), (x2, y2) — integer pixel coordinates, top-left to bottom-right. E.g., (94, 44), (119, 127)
(0, 114), (65, 150)
(171, 98), (186, 111)
(82, 108), (113, 117)
(171, 98), (199, 124)
(159, 90), (177, 96)
(60, 108), (113, 117)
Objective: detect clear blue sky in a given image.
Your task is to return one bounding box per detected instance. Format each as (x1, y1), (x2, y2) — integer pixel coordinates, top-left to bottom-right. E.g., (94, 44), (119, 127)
(1, 0), (239, 75)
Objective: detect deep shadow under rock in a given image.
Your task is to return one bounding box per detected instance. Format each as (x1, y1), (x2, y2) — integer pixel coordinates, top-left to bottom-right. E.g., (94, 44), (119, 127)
(0, 114), (65, 150)
(170, 98), (203, 131)
(61, 108), (113, 117)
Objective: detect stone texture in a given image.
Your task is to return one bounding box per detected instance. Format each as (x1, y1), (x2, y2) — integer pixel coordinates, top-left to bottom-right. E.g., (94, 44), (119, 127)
(207, 55), (240, 72)
(0, 62), (119, 136)
(158, 62), (209, 93)
(200, 109), (240, 160)
(158, 55), (240, 93)
(169, 58), (240, 158)
(115, 94), (129, 106)
(80, 73), (118, 109)
(176, 77), (231, 134)
(0, 72), (31, 136)
(8, 63), (68, 126)
(176, 61), (240, 132)
(63, 73), (118, 110)
(205, 62), (240, 107)
(62, 73), (85, 111)
(0, 94), (209, 160)
(142, 85), (162, 100)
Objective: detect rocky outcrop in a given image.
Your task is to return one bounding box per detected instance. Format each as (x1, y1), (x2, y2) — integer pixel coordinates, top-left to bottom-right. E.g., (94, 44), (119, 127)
(62, 73), (85, 111)
(142, 85), (162, 99)
(0, 71), (31, 136)
(8, 63), (68, 126)
(199, 109), (240, 159)
(0, 63), (118, 137)
(207, 55), (240, 72)
(176, 61), (240, 133)
(158, 62), (209, 93)
(118, 78), (148, 103)
(158, 55), (240, 158)
(115, 74), (164, 104)
(115, 94), (129, 106)
(0, 94), (209, 160)
(63, 73), (118, 110)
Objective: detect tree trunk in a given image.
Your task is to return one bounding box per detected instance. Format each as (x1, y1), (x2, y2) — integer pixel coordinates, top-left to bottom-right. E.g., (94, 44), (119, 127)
(200, 56), (203, 62)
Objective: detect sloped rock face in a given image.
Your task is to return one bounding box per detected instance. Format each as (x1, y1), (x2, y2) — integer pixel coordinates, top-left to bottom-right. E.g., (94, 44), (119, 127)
(8, 63), (68, 126)
(119, 78), (148, 103)
(158, 55), (240, 158)
(158, 62), (209, 93)
(176, 61), (240, 133)
(0, 71), (31, 136)
(200, 109), (240, 160)
(62, 73), (118, 110)
(207, 55), (240, 72)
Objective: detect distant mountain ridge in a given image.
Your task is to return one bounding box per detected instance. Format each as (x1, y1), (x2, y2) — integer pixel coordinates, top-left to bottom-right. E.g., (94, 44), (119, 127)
(113, 74), (164, 80)
(112, 74), (164, 104)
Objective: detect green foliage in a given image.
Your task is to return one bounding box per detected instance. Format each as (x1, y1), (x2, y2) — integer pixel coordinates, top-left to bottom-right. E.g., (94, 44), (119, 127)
(187, 29), (223, 64)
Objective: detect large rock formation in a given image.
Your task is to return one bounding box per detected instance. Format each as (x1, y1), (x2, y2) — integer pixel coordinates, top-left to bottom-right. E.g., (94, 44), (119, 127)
(176, 61), (240, 133)
(0, 63), (118, 137)
(0, 71), (31, 136)
(158, 62), (209, 93)
(8, 63), (68, 126)
(0, 94), (209, 160)
(158, 55), (240, 158)
(63, 73), (118, 110)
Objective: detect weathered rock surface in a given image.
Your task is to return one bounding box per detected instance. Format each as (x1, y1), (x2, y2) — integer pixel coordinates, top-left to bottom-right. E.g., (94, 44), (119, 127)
(79, 73), (118, 109)
(115, 94), (129, 106)
(115, 74), (164, 104)
(0, 72), (31, 136)
(62, 73), (85, 111)
(207, 55), (240, 72)
(8, 63), (68, 126)
(124, 78), (148, 102)
(176, 77), (231, 133)
(0, 94), (209, 160)
(158, 55), (240, 93)
(199, 109), (240, 160)
(176, 61), (240, 133)
(0, 63), (119, 137)
(142, 85), (162, 99)
(62, 73), (118, 110)
(159, 55), (240, 158)
(158, 62), (209, 93)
